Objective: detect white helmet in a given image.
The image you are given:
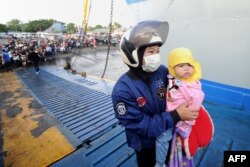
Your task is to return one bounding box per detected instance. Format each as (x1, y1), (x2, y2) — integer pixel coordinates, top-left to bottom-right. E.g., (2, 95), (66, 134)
(120, 20), (169, 67)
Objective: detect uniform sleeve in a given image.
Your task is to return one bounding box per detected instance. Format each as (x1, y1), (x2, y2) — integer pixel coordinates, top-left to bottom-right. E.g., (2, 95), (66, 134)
(112, 85), (174, 138)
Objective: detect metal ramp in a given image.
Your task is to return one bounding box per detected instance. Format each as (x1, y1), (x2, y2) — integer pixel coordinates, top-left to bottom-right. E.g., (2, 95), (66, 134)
(50, 126), (136, 167)
(15, 68), (118, 147)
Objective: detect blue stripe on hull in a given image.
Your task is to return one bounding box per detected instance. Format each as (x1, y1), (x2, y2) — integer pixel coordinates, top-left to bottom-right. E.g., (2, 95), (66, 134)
(201, 79), (250, 112)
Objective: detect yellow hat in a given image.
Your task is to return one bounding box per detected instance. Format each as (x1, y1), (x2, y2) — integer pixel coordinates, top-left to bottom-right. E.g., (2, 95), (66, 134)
(168, 48), (202, 82)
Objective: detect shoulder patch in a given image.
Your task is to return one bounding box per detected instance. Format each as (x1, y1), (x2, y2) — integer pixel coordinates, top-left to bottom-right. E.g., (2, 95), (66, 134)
(137, 97), (147, 107)
(116, 102), (127, 116)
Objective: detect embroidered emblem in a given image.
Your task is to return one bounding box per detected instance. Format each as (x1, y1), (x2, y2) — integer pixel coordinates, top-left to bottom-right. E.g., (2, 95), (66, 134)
(157, 88), (166, 100)
(116, 102), (127, 116)
(137, 97), (147, 107)
(155, 79), (164, 88)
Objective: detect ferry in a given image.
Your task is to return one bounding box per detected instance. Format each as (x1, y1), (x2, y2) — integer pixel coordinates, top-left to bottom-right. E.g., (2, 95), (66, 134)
(0, 0), (250, 167)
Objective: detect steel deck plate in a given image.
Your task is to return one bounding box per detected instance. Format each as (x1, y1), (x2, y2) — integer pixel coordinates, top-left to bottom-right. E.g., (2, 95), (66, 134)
(16, 68), (118, 147)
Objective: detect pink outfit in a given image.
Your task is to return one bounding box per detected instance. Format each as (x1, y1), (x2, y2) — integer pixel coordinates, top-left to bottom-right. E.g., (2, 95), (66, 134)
(166, 76), (204, 125)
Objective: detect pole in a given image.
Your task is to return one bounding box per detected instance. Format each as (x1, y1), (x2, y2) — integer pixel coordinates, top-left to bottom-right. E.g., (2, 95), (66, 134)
(83, 0), (89, 34)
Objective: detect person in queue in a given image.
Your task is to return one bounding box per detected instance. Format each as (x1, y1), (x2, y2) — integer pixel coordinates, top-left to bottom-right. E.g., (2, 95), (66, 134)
(28, 48), (40, 74)
(2, 49), (12, 72)
(111, 20), (199, 167)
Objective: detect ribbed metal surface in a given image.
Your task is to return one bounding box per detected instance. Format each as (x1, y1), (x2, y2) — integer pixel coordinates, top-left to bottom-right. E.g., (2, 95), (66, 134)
(75, 78), (98, 86)
(51, 126), (136, 167)
(15, 68), (118, 147)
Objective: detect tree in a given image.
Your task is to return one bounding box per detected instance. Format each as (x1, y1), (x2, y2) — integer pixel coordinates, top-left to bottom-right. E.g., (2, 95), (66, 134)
(6, 19), (22, 32)
(87, 26), (94, 31)
(94, 24), (103, 29)
(1, 19), (124, 33)
(25, 19), (54, 32)
(20, 23), (28, 32)
(67, 23), (76, 34)
(0, 24), (7, 32)
(113, 22), (122, 30)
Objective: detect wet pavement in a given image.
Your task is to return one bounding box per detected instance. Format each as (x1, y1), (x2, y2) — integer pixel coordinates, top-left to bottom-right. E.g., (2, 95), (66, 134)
(48, 46), (128, 81)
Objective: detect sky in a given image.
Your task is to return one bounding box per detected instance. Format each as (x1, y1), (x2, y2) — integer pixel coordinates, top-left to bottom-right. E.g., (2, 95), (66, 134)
(0, 0), (138, 28)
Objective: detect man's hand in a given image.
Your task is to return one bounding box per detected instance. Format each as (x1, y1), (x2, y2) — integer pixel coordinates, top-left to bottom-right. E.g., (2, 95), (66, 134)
(176, 100), (199, 121)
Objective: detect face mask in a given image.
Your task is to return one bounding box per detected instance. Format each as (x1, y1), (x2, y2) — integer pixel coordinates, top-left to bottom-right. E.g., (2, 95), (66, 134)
(142, 54), (161, 72)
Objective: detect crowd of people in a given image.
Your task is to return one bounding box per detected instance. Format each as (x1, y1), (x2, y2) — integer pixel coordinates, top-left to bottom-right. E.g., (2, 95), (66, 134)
(0, 37), (70, 71)
(0, 32), (122, 72)
(0, 35), (102, 72)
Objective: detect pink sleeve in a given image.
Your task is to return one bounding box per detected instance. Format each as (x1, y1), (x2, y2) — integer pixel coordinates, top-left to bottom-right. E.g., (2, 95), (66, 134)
(166, 81), (204, 111)
(166, 89), (186, 112)
(180, 81), (204, 109)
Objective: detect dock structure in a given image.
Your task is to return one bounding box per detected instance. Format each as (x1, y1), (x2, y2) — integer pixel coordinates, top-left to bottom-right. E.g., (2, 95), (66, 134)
(1, 66), (250, 167)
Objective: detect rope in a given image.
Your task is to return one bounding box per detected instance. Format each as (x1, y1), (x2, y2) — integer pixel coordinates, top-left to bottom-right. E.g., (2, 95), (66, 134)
(101, 0), (113, 78)
(70, 28), (84, 67)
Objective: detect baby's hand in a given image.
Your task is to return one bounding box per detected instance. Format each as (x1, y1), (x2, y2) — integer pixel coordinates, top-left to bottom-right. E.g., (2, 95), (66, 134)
(176, 101), (199, 121)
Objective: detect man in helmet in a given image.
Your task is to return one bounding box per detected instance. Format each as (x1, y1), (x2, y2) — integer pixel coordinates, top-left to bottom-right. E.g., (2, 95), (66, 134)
(111, 20), (198, 167)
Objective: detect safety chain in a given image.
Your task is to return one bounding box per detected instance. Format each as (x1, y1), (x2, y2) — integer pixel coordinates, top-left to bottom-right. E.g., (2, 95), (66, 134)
(101, 0), (114, 78)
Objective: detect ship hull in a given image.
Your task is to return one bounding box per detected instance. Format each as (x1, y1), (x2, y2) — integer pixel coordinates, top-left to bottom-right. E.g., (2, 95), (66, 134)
(126, 0), (250, 90)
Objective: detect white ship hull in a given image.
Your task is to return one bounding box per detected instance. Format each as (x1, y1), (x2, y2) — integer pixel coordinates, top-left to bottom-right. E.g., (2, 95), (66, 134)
(126, 0), (250, 90)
